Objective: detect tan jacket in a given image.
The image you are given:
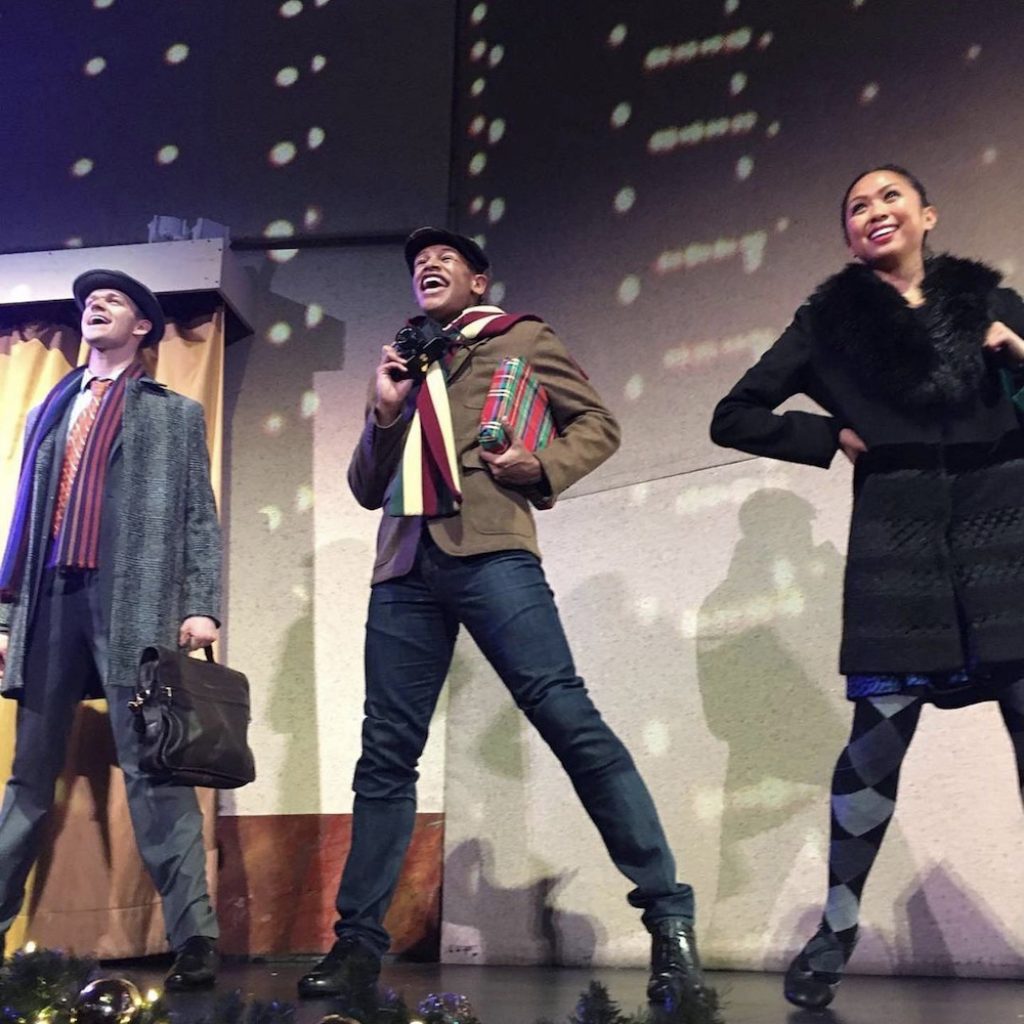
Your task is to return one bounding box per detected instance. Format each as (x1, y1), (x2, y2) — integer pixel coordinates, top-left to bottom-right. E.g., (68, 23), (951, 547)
(348, 317), (620, 583)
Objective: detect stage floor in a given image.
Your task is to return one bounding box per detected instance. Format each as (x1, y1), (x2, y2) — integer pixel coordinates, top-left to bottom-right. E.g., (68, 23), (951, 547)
(107, 959), (1022, 1024)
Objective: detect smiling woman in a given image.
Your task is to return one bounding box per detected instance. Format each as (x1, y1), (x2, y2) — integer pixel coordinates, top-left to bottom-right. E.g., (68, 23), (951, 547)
(709, 165), (1024, 1011)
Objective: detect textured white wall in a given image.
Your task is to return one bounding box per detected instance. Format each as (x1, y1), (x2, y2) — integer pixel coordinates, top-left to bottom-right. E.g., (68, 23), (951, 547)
(441, 456), (1024, 976)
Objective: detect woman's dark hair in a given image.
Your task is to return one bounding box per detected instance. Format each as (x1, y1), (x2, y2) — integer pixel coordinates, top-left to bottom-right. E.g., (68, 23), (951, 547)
(840, 164), (930, 242)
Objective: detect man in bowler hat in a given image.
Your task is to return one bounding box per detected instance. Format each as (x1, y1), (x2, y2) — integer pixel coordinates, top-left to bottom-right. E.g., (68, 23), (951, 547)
(0, 269), (222, 989)
(298, 230), (711, 1018)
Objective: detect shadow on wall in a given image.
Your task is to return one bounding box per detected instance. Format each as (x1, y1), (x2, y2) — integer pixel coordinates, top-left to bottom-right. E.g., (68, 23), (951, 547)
(444, 837), (601, 967)
(696, 488), (912, 969)
(901, 864), (1024, 978)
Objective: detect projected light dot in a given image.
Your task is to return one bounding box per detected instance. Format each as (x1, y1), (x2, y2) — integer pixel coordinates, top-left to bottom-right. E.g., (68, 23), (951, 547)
(776, 217), (790, 232)
(165, 43), (190, 65)
(470, 77), (486, 97)
(469, 195), (485, 215)
(472, 233), (486, 248)
(982, 147), (998, 165)
(280, 0), (303, 16)
(487, 197), (506, 223)
(625, 374), (644, 400)
(470, 40), (487, 62)
(307, 126), (326, 149)
(264, 220), (297, 262)
(84, 57), (107, 76)
(608, 24), (627, 47)
(488, 44), (505, 67)
(644, 720), (670, 757)
(9, 284), (32, 302)
(860, 81), (879, 104)
(296, 484), (314, 512)
(156, 145), (179, 165)
(267, 322), (292, 345)
(468, 152), (488, 176)
(315, 0), (331, 6)
(635, 595), (660, 625)
(93, 0), (114, 8)
(270, 141), (297, 166)
(65, 237), (84, 248)
(470, 3), (487, 26)
(614, 186), (636, 213)
(757, 31), (773, 49)
(71, 158), (94, 178)
(259, 505), (283, 531)
(311, 54), (327, 72)
(766, 120), (781, 137)
(262, 415), (285, 436)
(610, 101), (632, 128)
(725, 0), (739, 11)
(301, 391), (320, 418)
(735, 155), (754, 180)
(966, 44), (981, 61)
(618, 275), (641, 305)
(487, 117), (506, 144)
(303, 205), (323, 228)
(490, 281), (506, 304)
(468, 114), (486, 137)
(276, 66), (300, 87)
(628, 482), (649, 506)
(305, 303), (324, 326)
(729, 71), (747, 95)
(852, 0), (866, 7)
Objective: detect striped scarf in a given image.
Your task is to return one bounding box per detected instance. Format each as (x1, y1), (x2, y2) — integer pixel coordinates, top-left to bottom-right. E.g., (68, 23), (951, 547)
(52, 362), (145, 569)
(386, 306), (541, 517)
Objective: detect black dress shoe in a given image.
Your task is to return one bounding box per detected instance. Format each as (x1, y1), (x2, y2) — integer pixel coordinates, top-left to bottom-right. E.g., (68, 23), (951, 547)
(647, 918), (723, 1022)
(297, 935), (382, 1002)
(783, 924), (858, 1010)
(165, 936), (218, 991)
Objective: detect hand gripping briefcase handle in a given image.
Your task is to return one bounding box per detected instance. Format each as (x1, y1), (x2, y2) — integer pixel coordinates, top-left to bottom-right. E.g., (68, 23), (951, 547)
(129, 645), (256, 789)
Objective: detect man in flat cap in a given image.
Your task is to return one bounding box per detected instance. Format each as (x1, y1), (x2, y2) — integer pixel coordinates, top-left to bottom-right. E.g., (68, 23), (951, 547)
(0, 270), (221, 989)
(299, 230), (712, 1019)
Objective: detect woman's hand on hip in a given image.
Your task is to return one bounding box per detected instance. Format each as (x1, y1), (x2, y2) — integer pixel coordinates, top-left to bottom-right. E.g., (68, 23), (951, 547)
(984, 321), (1024, 365)
(839, 427), (868, 464)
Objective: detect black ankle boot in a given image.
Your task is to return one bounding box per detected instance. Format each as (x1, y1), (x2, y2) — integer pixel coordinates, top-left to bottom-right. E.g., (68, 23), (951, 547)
(647, 918), (722, 1022)
(783, 923), (858, 1010)
(297, 934), (382, 1003)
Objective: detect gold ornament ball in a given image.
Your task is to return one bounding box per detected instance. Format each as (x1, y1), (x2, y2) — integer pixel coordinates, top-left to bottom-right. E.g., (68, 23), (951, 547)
(72, 977), (144, 1024)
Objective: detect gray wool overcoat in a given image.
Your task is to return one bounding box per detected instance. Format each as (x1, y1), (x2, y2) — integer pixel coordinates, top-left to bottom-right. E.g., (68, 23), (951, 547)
(0, 373), (221, 698)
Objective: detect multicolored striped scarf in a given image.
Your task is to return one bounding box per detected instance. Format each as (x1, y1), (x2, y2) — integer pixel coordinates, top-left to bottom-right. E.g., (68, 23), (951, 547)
(0, 363), (145, 598)
(52, 362), (145, 570)
(386, 306), (541, 517)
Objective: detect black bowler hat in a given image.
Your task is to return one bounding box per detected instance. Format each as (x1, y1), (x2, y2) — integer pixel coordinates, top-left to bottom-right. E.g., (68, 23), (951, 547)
(404, 227), (490, 275)
(72, 268), (166, 345)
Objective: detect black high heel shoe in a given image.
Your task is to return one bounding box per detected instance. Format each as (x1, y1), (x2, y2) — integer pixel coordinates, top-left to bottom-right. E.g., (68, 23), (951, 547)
(783, 923), (858, 1010)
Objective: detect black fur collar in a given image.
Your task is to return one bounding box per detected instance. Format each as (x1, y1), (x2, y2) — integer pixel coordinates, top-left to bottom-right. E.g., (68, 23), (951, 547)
(809, 253), (1001, 411)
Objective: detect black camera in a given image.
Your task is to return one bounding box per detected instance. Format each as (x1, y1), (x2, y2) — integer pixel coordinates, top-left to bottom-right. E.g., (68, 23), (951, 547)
(390, 320), (459, 380)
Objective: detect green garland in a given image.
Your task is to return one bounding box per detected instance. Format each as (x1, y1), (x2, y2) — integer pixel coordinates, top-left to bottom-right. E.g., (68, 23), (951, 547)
(0, 950), (722, 1024)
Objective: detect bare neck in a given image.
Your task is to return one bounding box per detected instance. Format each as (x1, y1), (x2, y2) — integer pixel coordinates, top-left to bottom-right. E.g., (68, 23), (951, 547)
(871, 251), (928, 305)
(87, 344), (142, 378)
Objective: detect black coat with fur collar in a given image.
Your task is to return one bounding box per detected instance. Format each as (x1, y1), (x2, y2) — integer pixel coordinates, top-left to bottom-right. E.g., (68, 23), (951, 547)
(711, 255), (1024, 681)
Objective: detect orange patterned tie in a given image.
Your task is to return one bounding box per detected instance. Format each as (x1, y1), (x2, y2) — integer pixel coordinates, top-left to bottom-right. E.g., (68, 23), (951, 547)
(52, 378), (113, 538)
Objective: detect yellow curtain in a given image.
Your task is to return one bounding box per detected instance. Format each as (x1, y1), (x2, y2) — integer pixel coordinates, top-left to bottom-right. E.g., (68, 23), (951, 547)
(0, 304), (224, 957)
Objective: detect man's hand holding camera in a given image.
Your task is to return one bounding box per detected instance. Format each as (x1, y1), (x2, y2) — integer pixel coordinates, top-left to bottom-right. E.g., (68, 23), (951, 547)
(374, 344), (415, 427)
(480, 416), (543, 486)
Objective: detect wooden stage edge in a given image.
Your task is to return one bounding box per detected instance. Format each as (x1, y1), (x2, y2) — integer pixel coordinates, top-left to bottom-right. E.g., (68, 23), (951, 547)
(96, 959), (1024, 1024)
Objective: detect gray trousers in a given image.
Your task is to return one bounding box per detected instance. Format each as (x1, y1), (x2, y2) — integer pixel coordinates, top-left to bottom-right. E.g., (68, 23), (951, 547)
(0, 568), (217, 949)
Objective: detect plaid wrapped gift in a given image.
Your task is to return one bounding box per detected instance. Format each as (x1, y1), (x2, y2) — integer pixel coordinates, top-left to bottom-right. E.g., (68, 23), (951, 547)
(479, 357), (556, 453)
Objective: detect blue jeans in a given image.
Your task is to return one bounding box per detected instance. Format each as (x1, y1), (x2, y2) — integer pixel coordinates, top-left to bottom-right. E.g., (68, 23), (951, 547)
(335, 538), (693, 956)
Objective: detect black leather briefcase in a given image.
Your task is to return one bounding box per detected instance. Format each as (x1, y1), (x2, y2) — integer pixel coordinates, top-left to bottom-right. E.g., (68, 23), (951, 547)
(130, 645), (256, 789)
